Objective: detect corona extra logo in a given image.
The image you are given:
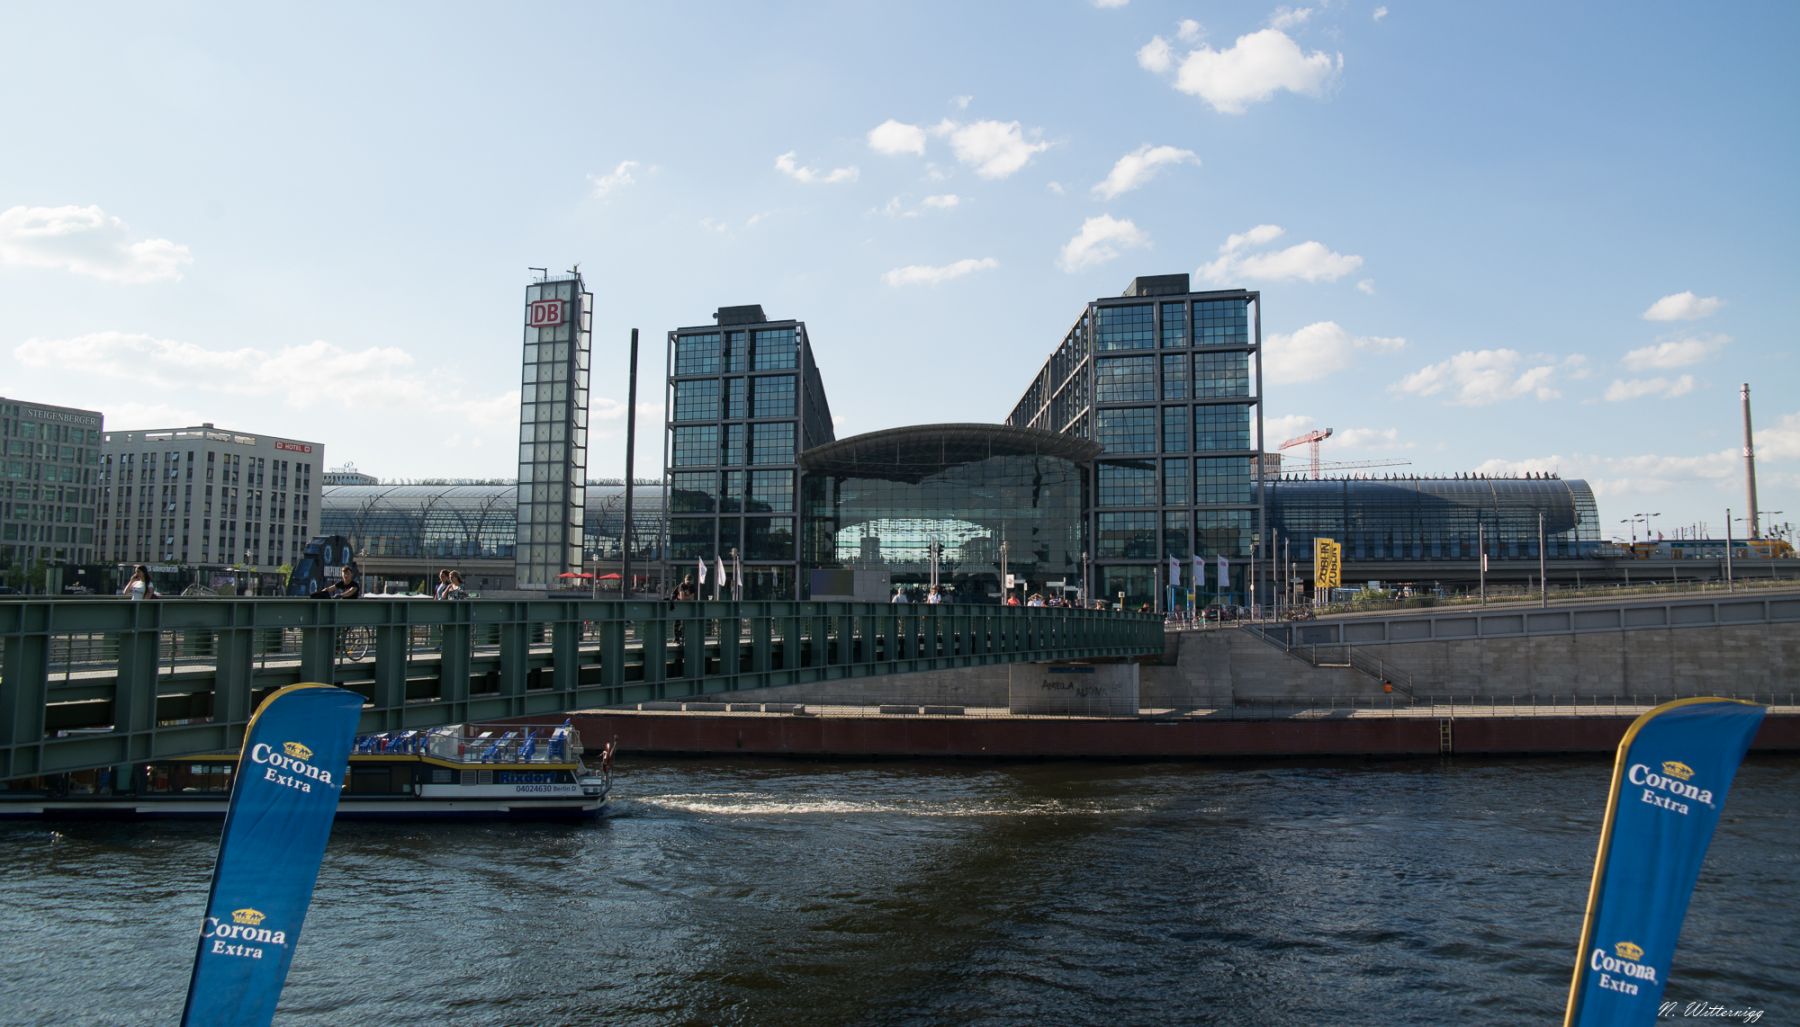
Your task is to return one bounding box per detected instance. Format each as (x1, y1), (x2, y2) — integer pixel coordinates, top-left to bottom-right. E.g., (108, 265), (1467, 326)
(1627, 761), (1714, 813)
(282, 740), (314, 761)
(204, 906), (289, 957)
(1614, 941), (1644, 961)
(1660, 760), (1694, 781)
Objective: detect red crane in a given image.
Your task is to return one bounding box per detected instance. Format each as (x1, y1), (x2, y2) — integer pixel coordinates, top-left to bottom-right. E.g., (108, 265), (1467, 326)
(1279, 427), (1334, 479)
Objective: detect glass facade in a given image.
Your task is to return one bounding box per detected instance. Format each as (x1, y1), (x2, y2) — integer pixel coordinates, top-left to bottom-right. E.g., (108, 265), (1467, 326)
(1, 397), (104, 570)
(1265, 477), (1603, 563)
(515, 274), (591, 589)
(801, 425), (1097, 602)
(1006, 277), (1262, 610)
(665, 306), (834, 599)
(322, 481), (665, 568)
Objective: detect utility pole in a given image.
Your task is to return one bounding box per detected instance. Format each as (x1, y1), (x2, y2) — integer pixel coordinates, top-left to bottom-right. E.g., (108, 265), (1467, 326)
(1538, 511), (1547, 608)
(621, 328), (640, 600)
(1478, 521), (1487, 605)
(1724, 507), (1735, 591)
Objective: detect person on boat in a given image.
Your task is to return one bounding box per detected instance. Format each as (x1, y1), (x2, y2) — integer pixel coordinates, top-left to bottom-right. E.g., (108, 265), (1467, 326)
(434, 569), (452, 600)
(122, 565), (156, 601)
(444, 571), (470, 600)
(312, 564), (362, 599)
(1005, 592), (1021, 607)
(925, 584), (943, 605)
(890, 586), (910, 604)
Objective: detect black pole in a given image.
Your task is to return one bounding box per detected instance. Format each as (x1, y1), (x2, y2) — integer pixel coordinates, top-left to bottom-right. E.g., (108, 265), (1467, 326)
(621, 328), (639, 600)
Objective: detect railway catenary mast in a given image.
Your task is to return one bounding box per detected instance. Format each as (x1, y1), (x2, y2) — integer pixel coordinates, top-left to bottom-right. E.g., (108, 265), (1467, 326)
(1743, 383), (1760, 539)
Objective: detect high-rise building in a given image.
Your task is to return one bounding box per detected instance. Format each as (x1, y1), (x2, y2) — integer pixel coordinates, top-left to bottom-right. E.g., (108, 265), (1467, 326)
(98, 423), (323, 572)
(0, 396), (104, 572)
(515, 270), (592, 590)
(1007, 275), (1263, 608)
(664, 304), (835, 600)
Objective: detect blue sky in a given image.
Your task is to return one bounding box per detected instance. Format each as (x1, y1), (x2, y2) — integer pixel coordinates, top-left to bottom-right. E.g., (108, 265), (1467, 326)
(3, 1), (1796, 542)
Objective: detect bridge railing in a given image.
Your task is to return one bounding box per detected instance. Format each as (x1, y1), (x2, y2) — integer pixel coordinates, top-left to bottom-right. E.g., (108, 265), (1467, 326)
(0, 597), (1162, 778)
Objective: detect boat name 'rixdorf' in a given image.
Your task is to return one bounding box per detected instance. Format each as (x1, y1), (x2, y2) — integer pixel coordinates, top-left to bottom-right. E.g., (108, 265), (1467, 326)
(1627, 762), (1714, 815)
(250, 742), (336, 793)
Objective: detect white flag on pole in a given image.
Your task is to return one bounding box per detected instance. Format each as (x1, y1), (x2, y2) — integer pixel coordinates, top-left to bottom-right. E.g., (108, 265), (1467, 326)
(1167, 553), (1180, 588)
(1192, 554), (1206, 589)
(1217, 554), (1230, 588)
(716, 555), (728, 596)
(695, 557), (707, 585)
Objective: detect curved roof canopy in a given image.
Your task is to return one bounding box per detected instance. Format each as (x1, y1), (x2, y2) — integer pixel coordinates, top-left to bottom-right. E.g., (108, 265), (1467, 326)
(799, 423), (1102, 482)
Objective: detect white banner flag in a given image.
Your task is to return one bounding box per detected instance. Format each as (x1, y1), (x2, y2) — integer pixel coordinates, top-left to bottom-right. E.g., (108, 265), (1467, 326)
(1192, 554), (1206, 589)
(695, 557), (708, 585)
(1217, 554), (1230, 588)
(1167, 553), (1180, 588)
(716, 555), (727, 589)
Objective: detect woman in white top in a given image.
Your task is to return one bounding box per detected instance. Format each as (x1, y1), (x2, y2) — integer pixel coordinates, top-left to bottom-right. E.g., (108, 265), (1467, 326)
(123, 565), (156, 601)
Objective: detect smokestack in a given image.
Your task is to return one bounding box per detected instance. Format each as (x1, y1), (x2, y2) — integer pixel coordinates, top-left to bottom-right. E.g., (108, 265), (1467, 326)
(1742, 383), (1760, 539)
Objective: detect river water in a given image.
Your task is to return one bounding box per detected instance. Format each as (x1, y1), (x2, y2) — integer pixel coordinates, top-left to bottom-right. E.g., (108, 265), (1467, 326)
(2, 756), (1794, 1026)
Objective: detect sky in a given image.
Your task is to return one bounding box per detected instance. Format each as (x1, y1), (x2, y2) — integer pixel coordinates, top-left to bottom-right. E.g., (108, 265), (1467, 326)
(2, 1), (1797, 543)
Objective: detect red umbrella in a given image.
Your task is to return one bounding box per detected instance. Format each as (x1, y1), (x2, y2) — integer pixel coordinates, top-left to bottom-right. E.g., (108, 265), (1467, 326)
(557, 572), (595, 579)
(597, 573), (622, 580)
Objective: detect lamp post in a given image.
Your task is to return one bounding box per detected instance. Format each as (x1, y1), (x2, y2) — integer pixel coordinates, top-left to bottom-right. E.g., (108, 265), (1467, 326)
(999, 540), (1009, 602)
(243, 549), (253, 596)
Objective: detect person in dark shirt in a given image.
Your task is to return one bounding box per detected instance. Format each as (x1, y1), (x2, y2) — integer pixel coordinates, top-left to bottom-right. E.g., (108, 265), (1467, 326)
(312, 565), (362, 599)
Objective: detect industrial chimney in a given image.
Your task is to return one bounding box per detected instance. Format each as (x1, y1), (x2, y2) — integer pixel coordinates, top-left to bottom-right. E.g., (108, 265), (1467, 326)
(1742, 383), (1760, 539)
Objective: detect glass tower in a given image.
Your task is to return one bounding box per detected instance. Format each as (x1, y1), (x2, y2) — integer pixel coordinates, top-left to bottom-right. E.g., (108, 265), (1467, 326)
(1007, 275), (1263, 609)
(515, 271), (592, 590)
(664, 304), (835, 600)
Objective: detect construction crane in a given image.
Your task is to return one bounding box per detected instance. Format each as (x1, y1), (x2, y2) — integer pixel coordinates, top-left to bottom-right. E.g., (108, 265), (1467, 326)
(1314, 459), (1412, 475)
(1279, 428), (1333, 479)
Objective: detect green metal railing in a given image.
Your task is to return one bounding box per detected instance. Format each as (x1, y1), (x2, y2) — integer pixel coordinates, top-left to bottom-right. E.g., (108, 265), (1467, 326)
(0, 597), (1163, 778)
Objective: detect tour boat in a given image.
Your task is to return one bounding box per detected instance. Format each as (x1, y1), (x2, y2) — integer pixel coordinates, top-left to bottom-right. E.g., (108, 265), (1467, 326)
(0, 722), (613, 820)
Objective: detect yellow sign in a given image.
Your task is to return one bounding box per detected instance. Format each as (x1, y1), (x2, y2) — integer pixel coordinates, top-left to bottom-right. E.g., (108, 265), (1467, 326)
(1314, 538), (1342, 589)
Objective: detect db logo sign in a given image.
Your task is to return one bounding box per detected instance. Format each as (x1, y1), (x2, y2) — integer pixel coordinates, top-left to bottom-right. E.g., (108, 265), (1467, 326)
(528, 299), (565, 327)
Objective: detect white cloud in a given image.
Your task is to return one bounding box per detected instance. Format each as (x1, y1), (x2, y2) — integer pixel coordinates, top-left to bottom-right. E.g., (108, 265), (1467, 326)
(774, 151), (859, 185)
(1356, 278), (1376, 295)
(699, 217), (729, 234)
(1604, 375), (1697, 402)
(1622, 334), (1729, 370)
(1269, 6), (1313, 30)
(881, 257), (999, 287)
(1177, 19), (1204, 42)
(1200, 224), (1363, 283)
(0, 204), (192, 284)
(1046, 181), (1067, 195)
(1137, 36), (1173, 73)
(953, 95), (974, 110)
(1263, 413), (1315, 445)
(875, 194), (961, 219)
(867, 119), (928, 156)
(1373, 6), (1389, 20)
(1092, 0), (1129, 7)
(933, 119), (1050, 179)
(1332, 427), (1411, 450)
(1642, 290), (1724, 321)
(13, 331), (428, 407)
(1058, 215), (1150, 273)
(1143, 28), (1342, 114)
(588, 160), (642, 199)
(1092, 144), (1201, 200)
(921, 194), (961, 209)
(1472, 455), (1568, 478)
(1263, 321), (1406, 384)
(1392, 349), (1574, 405)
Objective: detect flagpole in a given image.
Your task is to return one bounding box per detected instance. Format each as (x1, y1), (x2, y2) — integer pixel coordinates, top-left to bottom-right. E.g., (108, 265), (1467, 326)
(621, 328), (639, 601)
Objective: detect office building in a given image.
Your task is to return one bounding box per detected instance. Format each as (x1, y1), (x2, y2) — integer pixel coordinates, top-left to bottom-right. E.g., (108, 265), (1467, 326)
(1007, 275), (1263, 608)
(515, 270), (592, 590)
(664, 304), (835, 599)
(98, 423), (323, 573)
(0, 396), (104, 572)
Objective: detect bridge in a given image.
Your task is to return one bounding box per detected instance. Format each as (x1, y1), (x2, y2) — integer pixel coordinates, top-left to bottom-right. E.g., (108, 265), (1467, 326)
(0, 598), (1163, 778)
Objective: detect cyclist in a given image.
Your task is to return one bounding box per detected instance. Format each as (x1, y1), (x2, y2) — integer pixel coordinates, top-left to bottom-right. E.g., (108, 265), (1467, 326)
(311, 564), (362, 599)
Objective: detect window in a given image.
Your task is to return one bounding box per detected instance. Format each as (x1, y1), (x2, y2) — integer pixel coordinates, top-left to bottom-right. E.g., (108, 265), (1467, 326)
(724, 331), (748, 372)
(750, 423), (795, 465)
(1194, 405), (1250, 451)
(749, 470), (794, 512)
(669, 517), (714, 560)
(1097, 461), (1155, 506)
(1096, 407), (1155, 453)
(752, 375), (796, 417)
(1161, 354), (1189, 400)
(670, 471), (715, 513)
(1162, 458), (1190, 506)
(745, 517), (795, 560)
(725, 378), (747, 418)
(1195, 458), (1251, 504)
(1162, 406), (1190, 452)
(1196, 509), (1251, 555)
(1195, 299), (1249, 346)
(1097, 511), (1156, 558)
(1195, 351), (1250, 399)
(674, 333), (721, 375)
(671, 426), (718, 467)
(1163, 511), (1191, 559)
(1095, 356), (1156, 403)
(1160, 302), (1188, 347)
(1095, 304), (1154, 351)
(753, 328), (798, 369)
(672, 379), (720, 422)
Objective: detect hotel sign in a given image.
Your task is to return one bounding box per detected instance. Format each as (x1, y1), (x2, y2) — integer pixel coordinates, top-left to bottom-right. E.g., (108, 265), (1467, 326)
(274, 441), (313, 453)
(528, 299), (566, 328)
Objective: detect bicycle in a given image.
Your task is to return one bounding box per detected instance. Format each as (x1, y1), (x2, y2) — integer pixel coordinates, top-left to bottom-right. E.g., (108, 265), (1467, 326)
(337, 625), (372, 662)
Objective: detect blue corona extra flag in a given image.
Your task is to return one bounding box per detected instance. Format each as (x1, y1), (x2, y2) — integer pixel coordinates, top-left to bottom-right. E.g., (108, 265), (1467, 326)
(182, 683), (363, 1027)
(1564, 698), (1765, 1027)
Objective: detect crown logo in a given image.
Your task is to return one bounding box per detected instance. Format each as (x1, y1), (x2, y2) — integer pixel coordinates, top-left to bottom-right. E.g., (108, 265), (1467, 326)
(1614, 941), (1644, 961)
(1661, 761), (1694, 781)
(282, 741), (314, 761)
(231, 908), (267, 927)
